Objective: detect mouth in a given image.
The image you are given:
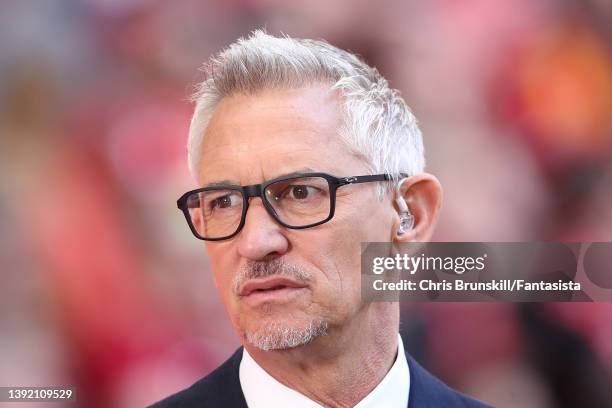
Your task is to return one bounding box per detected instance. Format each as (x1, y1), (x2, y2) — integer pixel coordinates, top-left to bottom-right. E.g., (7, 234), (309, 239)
(239, 277), (307, 297)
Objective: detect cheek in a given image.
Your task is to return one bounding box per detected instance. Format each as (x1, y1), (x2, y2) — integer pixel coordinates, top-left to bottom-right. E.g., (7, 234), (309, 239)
(206, 247), (237, 306)
(313, 201), (393, 296)
(300, 226), (365, 311)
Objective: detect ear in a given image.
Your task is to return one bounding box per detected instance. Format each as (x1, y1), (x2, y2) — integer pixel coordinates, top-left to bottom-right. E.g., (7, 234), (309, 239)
(392, 173), (443, 242)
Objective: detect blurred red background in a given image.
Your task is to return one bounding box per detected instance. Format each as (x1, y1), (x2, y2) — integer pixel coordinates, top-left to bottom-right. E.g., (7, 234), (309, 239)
(1, 1), (611, 407)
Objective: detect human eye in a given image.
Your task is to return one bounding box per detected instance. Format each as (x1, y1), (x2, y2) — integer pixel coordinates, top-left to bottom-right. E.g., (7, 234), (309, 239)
(279, 178), (329, 202)
(265, 177), (329, 206)
(207, 192), (241, 210)
(285, 184), (320, 200)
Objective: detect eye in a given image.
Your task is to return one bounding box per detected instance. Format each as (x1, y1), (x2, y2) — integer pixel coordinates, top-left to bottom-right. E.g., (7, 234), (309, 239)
(265, 177), (329, 205)
(286, 185), (319, 200)
(210, 193), (241, 210)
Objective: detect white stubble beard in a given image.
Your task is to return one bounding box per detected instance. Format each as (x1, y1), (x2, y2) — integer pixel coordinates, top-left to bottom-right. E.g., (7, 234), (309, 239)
(245, 317), (329, 351)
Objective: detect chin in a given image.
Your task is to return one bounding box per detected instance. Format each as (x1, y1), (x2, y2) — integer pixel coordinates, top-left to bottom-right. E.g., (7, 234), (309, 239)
(242, 317), (329, 352)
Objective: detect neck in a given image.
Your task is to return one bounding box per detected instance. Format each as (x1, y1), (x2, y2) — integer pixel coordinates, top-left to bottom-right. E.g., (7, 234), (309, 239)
(243, 302), (400, 408)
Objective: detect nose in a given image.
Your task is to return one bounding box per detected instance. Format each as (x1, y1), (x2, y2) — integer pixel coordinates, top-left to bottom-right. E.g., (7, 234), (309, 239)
(236, 198), (289, 261)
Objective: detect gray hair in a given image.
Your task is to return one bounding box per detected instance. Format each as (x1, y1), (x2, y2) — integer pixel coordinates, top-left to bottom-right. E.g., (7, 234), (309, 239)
(187, 30), (425, 191)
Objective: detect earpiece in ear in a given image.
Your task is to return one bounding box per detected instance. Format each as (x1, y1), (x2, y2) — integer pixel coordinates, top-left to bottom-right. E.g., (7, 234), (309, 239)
(397, 210), (414, 235)
(395, 178), (414, 235)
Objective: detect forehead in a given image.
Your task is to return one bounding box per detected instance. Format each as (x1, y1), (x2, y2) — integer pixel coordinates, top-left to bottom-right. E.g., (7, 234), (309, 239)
(198, 85), (367, 185)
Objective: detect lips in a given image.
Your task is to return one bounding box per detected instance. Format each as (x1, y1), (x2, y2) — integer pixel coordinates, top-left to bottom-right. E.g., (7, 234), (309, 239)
(239, 277), (307, 297)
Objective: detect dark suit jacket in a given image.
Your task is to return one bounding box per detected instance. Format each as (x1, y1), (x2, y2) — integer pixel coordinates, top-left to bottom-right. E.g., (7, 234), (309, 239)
(151, 348), (491, 407)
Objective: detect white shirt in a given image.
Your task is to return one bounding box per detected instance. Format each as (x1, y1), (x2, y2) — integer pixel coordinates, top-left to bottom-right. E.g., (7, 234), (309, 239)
(239, 334), (410, 408)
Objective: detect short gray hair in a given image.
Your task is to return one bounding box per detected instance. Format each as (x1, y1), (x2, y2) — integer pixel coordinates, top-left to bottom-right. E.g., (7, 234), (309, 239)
(187, 30), (425, 190)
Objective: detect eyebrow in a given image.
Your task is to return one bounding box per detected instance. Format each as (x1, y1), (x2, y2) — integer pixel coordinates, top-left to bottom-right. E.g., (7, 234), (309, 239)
(202, 167), (318, 188)
(203, 180), (237, 187)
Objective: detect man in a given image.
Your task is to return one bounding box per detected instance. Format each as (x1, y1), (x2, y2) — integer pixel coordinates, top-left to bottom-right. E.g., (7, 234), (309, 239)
(153, 30), (489, 407)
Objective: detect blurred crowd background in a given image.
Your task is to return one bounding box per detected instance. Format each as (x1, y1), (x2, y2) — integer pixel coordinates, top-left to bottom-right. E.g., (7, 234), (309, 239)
(1, 0), (611, 407)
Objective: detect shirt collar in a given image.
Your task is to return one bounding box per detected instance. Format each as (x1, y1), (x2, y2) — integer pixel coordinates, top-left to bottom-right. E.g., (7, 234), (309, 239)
(239, 333), (410, 408)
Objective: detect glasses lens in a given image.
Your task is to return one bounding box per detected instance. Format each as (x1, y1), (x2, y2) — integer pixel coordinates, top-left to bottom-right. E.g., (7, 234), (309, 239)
(185, 189), (244, 239)
(264, 176), (331, 227)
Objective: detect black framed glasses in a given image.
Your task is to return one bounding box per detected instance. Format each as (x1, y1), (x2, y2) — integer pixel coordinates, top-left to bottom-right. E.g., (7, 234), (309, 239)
(177, 172), (397, 241)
